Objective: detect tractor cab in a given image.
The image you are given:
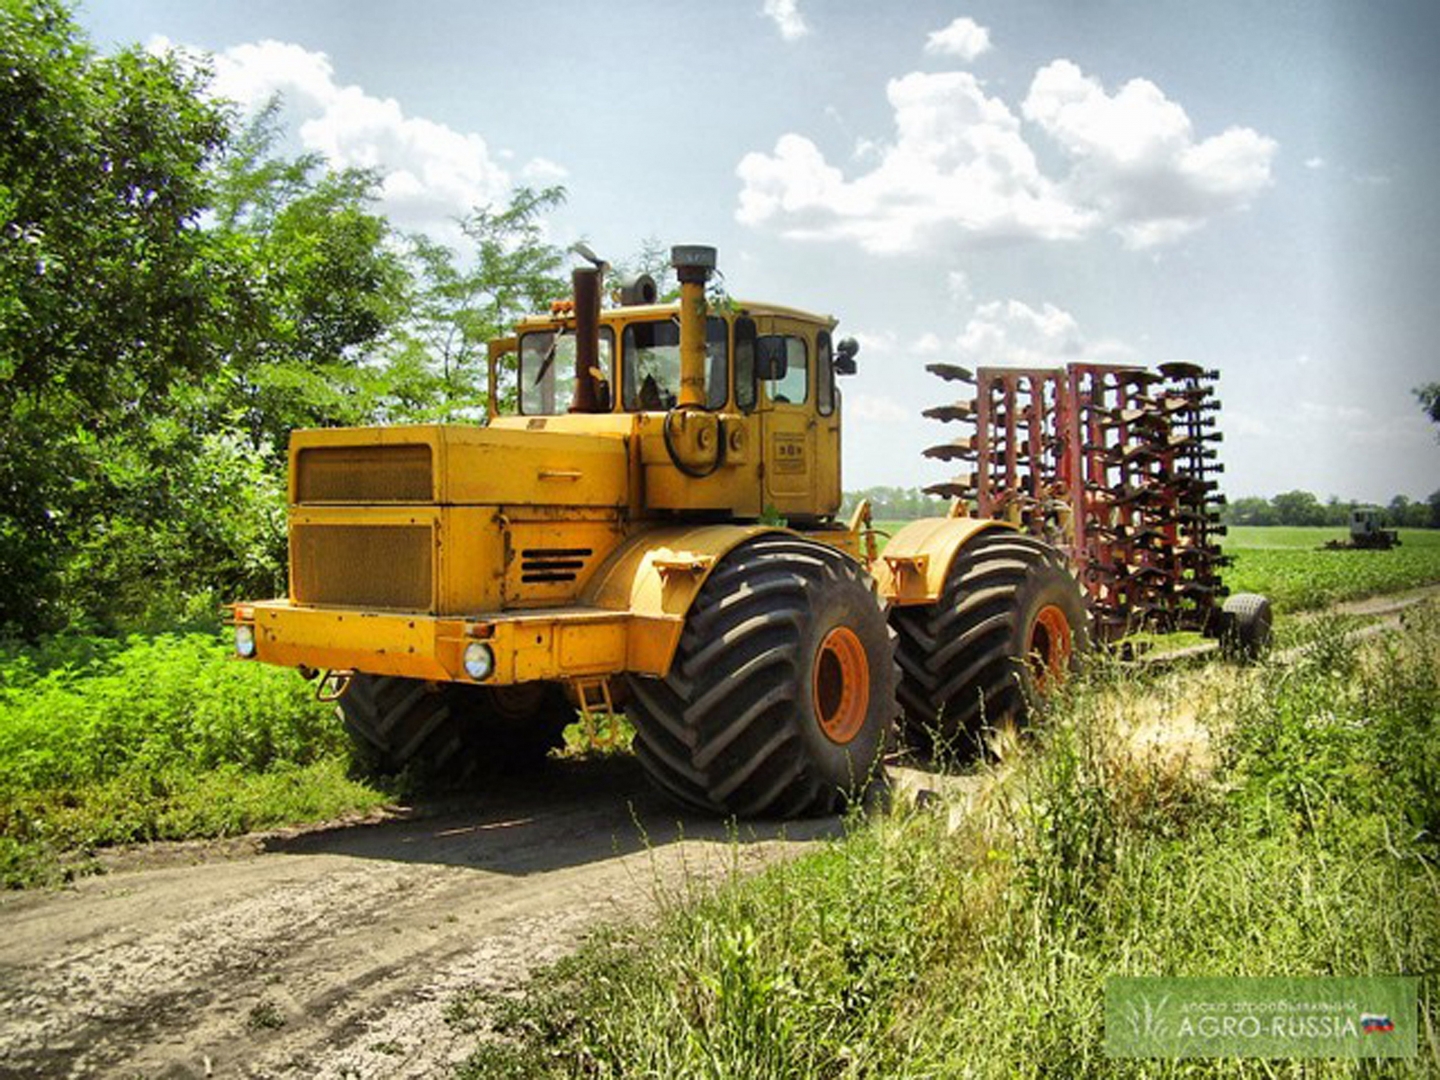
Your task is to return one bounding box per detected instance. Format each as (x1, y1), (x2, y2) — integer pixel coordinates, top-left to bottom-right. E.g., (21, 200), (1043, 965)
(485, 248), (857, 525)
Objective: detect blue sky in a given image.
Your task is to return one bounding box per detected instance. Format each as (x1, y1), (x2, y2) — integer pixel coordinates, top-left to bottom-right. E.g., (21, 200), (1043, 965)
(79, 1), (1440, 501)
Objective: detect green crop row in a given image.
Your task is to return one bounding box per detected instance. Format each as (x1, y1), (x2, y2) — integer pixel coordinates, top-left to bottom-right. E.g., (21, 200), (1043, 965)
(1223, 527), (1440, 611)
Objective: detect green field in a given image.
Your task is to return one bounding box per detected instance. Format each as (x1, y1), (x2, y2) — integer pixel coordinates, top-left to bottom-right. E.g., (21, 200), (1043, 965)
(875, 521), (1440, 614)
(1223, 526), (1440, 611)
(0, 635), (388, 887)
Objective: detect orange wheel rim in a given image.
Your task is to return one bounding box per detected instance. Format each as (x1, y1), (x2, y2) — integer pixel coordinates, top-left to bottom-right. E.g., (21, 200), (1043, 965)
(1028, 605), (1073, 692)
(813, 626), (870, 745)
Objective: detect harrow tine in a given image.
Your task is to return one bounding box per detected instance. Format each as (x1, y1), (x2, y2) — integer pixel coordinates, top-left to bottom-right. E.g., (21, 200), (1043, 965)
(923, 481), (976, 500)
(922, 401), (977, 423)
(925, 362), (977, 384)
(922, 442), (979, 462)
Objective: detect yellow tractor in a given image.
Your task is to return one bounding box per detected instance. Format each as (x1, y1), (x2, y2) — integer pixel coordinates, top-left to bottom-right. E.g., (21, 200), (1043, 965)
(231, 246), (1087, 817)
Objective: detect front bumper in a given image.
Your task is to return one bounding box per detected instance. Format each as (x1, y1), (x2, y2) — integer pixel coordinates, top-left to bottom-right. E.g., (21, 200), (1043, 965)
(236, 600), (675, 684)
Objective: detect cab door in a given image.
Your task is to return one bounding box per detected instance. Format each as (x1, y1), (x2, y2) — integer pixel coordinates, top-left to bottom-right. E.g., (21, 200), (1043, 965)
(755, 316), (816, 518)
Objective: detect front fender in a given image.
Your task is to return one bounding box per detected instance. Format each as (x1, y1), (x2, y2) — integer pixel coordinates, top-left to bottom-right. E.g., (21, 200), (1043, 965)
(583, 523), (788, 677)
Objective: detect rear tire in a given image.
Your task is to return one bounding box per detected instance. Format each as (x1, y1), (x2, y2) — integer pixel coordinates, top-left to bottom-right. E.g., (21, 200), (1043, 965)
(625, 534), (897, 818)
(339, 675), (572, 782)
(890, 531), (1088, 751)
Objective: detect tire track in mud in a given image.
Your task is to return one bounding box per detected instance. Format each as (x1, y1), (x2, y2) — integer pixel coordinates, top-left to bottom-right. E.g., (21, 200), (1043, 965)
(0, 757), (838, 1078)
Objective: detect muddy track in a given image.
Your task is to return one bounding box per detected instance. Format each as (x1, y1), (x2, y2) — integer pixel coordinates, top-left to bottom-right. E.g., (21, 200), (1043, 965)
(0, 756), (839, 1078)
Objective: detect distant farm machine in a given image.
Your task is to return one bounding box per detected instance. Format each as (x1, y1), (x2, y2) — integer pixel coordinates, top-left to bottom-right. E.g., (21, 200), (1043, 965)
(232, 245), (1265, 819)
(1323, 507), (1401, 551)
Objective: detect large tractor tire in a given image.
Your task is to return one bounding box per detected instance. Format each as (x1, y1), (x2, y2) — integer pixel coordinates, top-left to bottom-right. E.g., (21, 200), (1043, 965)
(891, 530), (1088, 751)
(339, 674), (572, 782)
(625, 534), (898, 818)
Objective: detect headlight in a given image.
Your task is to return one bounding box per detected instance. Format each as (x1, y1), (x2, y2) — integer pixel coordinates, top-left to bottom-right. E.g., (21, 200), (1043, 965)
(235, 624), (257, 659)
(463, 642), (494, 681)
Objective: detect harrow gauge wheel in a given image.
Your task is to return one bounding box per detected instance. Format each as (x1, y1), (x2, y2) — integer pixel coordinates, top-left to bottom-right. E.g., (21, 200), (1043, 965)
(625, 535), (898, 818)
(891, 531), (1088, 751)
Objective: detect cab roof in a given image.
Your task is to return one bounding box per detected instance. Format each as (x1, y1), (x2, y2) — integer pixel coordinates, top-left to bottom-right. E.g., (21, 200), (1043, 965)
(513, 298), (838, 333)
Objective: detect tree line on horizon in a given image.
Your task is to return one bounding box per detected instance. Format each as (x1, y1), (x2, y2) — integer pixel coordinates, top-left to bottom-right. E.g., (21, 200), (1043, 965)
(845, 486), (1440, 529)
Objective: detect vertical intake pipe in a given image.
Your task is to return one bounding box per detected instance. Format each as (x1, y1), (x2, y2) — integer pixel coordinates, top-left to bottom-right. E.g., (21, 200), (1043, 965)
(671, 245), (716, 409)
(569, 265), (602, 413)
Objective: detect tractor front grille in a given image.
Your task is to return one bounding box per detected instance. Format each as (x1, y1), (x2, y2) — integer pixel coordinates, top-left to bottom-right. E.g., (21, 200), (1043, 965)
(296, 444), (433, 503)
(520, 548), (593, 584)
(292, 524), (434, 610)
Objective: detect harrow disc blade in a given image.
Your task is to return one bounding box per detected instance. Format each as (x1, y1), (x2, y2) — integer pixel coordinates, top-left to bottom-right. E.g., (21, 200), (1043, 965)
(923, 481), (976, 500)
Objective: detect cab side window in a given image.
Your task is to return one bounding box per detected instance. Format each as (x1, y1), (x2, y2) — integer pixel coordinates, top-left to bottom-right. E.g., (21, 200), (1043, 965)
(816, 330), (835, 416)
(734, 317), (757, 412)
(761, 335), (808, 405)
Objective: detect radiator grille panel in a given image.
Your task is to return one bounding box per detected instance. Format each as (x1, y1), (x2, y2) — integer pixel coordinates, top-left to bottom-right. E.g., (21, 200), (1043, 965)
(293, 524), (434, 610)
(296, 444), (433, 503)
(520, 548), (593, 584)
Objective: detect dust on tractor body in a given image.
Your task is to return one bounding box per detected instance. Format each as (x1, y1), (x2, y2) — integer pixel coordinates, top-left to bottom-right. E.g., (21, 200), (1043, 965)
(231, 245), (1098, 818)
(922, 361), (1270, 658)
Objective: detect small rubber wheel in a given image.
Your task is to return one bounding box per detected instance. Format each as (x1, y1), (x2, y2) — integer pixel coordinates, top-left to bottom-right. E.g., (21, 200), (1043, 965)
(624, 534), (898, 818)
(1218, 592), (1272, 661)
(890, 530), (1089, 750)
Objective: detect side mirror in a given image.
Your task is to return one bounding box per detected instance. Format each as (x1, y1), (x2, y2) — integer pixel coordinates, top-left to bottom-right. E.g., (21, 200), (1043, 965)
(834, 337), (859, 376)
(756, 336), (788, 381)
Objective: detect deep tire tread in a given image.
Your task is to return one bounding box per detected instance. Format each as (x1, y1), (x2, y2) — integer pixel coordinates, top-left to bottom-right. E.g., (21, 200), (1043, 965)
(891, 530), (1087, 747)
(625, 536), (897, 818)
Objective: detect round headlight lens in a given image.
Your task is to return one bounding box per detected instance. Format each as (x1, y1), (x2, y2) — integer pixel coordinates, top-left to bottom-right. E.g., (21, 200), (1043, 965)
(235, 624), (257, 659)
(463, 641), (494, 681)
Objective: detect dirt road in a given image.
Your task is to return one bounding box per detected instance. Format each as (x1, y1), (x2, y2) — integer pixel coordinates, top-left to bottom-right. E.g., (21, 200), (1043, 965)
(0, 755), (840, 1079)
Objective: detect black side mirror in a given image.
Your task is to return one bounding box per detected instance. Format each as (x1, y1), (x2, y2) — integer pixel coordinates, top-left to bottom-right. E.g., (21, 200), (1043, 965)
(756, 336), (788, 381)
(834, 337), (859, 376)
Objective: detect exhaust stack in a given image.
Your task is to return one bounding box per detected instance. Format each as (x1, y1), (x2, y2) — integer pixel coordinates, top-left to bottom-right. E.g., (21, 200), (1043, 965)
(569, 265), (603, 413)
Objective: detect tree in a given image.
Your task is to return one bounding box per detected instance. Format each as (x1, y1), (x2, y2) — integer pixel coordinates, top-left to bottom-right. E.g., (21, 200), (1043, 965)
(204, 101), (409, 464)
(1417, 382), (1440, 430)
(1270, 490), (1326, 527)
(0, 0), (231, 635)
(386, 186), (568, 420)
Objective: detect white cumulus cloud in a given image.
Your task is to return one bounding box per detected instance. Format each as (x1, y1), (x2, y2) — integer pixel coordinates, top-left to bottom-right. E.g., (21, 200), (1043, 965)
(737, 71), (1093, 253)
(762, 0), (810, 41)
(188, 38), (556, 239)
(954, 299), (1138, 368)
(924, 17), (992, 62)
(1022, 59), (1277, 248)
(736, 57), (1275, 253)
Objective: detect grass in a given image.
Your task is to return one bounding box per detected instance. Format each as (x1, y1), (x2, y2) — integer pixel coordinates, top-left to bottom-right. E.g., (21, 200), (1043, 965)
(0, 633), (389, 887)
(451, 605), (1440, 1077)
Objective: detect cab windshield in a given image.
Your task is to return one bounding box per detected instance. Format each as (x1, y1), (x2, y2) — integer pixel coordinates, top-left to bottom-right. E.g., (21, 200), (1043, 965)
(517, 329), (615, 414)
(621, 317), (728, 411)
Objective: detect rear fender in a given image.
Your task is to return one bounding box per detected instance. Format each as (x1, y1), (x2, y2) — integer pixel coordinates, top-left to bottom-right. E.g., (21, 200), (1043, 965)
(872, 517), (1011, 606)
